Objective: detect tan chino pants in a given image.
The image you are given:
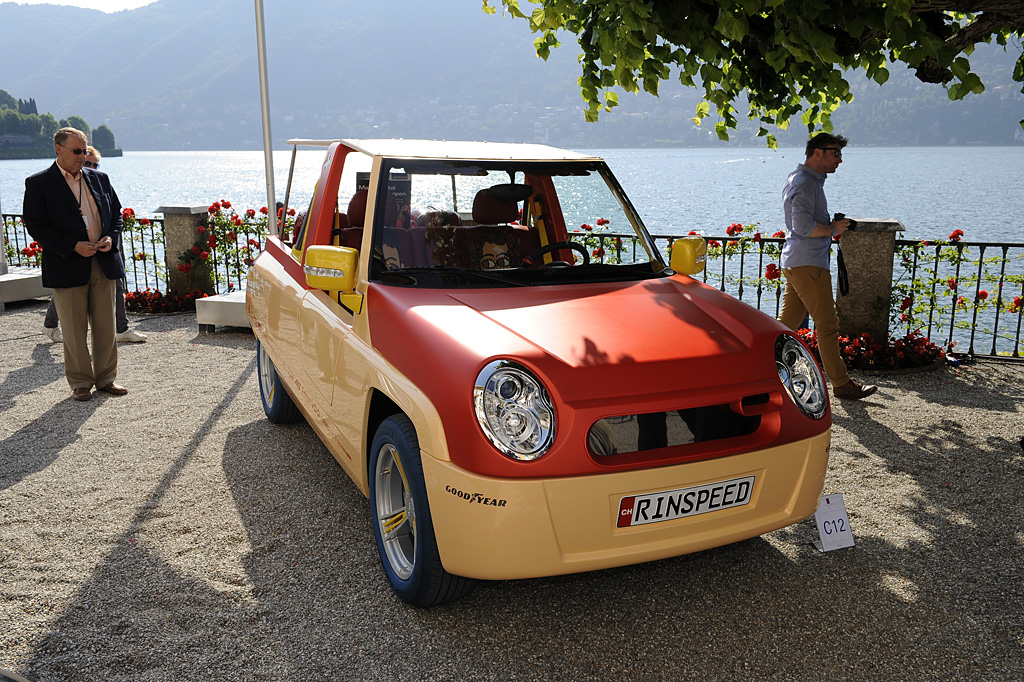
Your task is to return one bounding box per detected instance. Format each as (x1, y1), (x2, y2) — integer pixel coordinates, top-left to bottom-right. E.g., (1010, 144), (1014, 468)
(778, 265), (850, 388)
(51, 259), (118, 391)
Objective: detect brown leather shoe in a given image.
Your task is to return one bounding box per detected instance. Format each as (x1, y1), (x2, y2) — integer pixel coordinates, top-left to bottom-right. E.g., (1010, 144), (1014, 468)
(72, 387), (92, 401)
(98, 382), (128, 396)
(834, 379), (877, 400)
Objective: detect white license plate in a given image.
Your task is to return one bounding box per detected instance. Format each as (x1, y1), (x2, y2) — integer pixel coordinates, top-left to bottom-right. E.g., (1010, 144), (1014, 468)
(617, 475), (755, 528)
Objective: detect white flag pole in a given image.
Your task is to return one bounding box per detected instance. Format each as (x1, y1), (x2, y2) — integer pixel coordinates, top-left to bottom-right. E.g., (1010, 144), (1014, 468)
(254, 0), (277, 236)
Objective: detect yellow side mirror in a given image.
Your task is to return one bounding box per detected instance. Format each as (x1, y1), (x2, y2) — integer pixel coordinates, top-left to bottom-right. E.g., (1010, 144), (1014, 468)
(304, 245), (358, 292)
(670, 236), (707, 275)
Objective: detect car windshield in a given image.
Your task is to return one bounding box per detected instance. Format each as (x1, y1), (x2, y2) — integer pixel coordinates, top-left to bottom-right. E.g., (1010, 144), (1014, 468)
(366, 158), (668, 287)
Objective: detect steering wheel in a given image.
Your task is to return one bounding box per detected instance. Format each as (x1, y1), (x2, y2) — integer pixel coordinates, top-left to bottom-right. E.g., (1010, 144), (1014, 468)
(522, 241), (590, 267)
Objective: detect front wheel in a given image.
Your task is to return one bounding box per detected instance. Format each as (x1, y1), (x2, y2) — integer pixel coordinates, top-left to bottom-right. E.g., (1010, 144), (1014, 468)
(257, 339), (303, 424)
(369, 414), (474, 606)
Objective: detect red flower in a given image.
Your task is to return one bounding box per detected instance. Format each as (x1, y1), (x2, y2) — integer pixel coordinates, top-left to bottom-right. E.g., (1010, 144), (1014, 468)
(221, 200), (232, 209)
(773, 231), (786, 238)
(121, 208), (135, 219)
(278, 207), (284, 218)
(592, 247), (605, 258)
(199, 251), (209, 261)
(753, 232), (761, 242)
(726, 223), (743, 236)
(288, 208), (296, 216)
(900, 296), (912, 311)
(707, 240), (721, 248)
(197, 225), (207, 234)
(688, 230), (698, 235)
(957, 296), (968, 307)
(226, 231), (236, 241)
(246, 208), (256, 218)
(1010, 296), (1023, 313)
(138, 218), (150, 226)
(949, 229), (964, 242)
(947, 277), (957, 290)
(260, 206), (269, 215)
(764, 264), (781, 280)
(596, 218), (609, 226)
(209, 202), (221, 214)
(580, 223), (593, 232)
(177, 263), (192, 273)
(191, 246), (201, 255)
(978, 290), (988, 300)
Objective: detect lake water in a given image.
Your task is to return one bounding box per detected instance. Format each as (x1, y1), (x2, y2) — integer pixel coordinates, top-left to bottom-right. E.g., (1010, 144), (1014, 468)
(2, 146), (1022, 242)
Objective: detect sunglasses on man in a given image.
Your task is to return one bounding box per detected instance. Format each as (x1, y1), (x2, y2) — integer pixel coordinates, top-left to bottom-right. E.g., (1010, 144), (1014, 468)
(820, 147), (843, 159)
(84, 161), (99, 169)
(62, 145), (89, 155)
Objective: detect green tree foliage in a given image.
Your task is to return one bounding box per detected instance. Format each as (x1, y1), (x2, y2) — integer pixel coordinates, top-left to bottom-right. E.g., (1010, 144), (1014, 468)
(483, 0), (1024, 147)
(0, 89), (16, 110)
(61, 115), (90, 137)
(92, 124), (116, 150)
(39, 114), (57, 141)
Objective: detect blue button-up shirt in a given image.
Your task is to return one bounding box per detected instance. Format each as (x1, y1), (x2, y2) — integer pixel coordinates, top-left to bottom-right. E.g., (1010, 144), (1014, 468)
(781, 164), (832, 269)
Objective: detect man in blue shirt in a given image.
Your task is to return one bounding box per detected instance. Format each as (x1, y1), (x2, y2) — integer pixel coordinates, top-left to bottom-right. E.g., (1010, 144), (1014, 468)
(779, 133), (877, 400)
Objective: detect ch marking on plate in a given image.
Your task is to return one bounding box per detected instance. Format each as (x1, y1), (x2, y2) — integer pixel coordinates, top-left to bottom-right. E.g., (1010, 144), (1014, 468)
(617, 475), (755, 528)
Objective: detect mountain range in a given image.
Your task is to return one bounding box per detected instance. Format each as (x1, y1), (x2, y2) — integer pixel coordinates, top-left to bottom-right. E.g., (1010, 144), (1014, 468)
(1, 0), (1022, 150)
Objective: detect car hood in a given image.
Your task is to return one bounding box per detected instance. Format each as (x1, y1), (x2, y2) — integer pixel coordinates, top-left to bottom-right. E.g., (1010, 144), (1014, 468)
(368, 276), (786, 405)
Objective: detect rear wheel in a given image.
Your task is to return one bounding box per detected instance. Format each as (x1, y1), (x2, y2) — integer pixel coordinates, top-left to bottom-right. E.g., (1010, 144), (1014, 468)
(370, 414), (474, 606)
(257, 339), (303, 424)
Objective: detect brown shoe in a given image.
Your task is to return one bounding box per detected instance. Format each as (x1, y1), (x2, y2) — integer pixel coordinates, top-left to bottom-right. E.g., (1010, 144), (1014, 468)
(72, 387), (92, 401)
(98, 382), (128, 396)
(834, 379), (877, 400)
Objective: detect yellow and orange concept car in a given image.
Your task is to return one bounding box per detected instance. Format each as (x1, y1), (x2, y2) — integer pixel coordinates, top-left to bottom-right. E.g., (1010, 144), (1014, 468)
(246, 139), (832, 606)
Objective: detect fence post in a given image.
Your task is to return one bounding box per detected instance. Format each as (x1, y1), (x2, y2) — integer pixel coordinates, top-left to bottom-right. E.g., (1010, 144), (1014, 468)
(835, 218), (904, 340)
(157, 205), (213, 295)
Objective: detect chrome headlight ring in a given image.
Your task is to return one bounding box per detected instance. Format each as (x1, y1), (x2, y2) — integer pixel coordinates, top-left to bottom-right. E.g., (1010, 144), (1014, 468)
(775, 335), (828, 419)
(473, 360), (555, 461)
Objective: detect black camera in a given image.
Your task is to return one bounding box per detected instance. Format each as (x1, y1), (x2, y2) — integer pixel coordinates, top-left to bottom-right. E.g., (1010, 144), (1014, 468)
(834, 212), (857, 230)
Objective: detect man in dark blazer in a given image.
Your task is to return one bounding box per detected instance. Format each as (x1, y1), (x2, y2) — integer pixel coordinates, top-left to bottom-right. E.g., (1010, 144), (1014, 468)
(24, 127), (129, 401)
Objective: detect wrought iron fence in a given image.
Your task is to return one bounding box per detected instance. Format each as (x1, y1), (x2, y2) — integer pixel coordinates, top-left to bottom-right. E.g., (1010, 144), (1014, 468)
(892, 239), (1024, 359)
(7, 213), (1023, 360)
(3, 211), (269, 297)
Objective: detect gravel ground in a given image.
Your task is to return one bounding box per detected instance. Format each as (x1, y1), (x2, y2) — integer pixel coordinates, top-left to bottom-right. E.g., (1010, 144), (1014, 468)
(1, 297), (1022, 682)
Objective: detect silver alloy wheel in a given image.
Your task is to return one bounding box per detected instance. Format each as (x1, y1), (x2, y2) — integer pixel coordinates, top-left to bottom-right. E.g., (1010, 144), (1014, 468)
(374, 442), (417, 580)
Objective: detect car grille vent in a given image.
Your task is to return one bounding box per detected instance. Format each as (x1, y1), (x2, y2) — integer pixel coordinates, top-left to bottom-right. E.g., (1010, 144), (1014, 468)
(588, 401), (765, 460)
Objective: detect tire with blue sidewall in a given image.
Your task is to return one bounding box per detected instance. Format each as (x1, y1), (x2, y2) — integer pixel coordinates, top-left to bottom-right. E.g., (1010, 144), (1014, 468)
(370, 414), (474, 606)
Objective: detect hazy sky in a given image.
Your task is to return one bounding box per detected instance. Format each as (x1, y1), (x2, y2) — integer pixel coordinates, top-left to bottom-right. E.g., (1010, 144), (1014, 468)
(12, 0), (154, 11)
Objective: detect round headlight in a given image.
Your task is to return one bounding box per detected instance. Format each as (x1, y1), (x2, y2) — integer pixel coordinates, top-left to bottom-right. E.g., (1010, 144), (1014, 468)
(474, 360), (555, 460)
(775, 335), (828, 419)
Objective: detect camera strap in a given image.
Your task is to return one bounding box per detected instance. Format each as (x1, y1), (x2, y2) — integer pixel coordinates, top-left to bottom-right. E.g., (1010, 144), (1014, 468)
(836, 245), (850, 296)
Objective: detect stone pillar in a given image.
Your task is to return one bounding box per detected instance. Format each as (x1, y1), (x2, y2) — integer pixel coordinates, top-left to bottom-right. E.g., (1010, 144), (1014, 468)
(835, 218), (904, 340)
(157, 205), (213, 295)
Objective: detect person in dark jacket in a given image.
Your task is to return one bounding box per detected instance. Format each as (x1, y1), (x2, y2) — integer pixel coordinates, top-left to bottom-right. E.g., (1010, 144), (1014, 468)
(24, 127), (129, 401)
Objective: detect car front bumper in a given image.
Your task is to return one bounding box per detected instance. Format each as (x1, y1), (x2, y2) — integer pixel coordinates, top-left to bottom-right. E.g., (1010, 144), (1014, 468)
(422, 430), (831, 580)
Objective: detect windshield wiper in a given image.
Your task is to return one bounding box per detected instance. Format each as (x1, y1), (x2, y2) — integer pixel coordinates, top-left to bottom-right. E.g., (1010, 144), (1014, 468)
(387, 266), (531, 287)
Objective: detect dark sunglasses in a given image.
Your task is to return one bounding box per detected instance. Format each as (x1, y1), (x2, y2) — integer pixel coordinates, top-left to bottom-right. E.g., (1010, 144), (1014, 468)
(821, 147), (843, 159)
(62, 145), (89, 155)
(84, 161), (99, 169)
